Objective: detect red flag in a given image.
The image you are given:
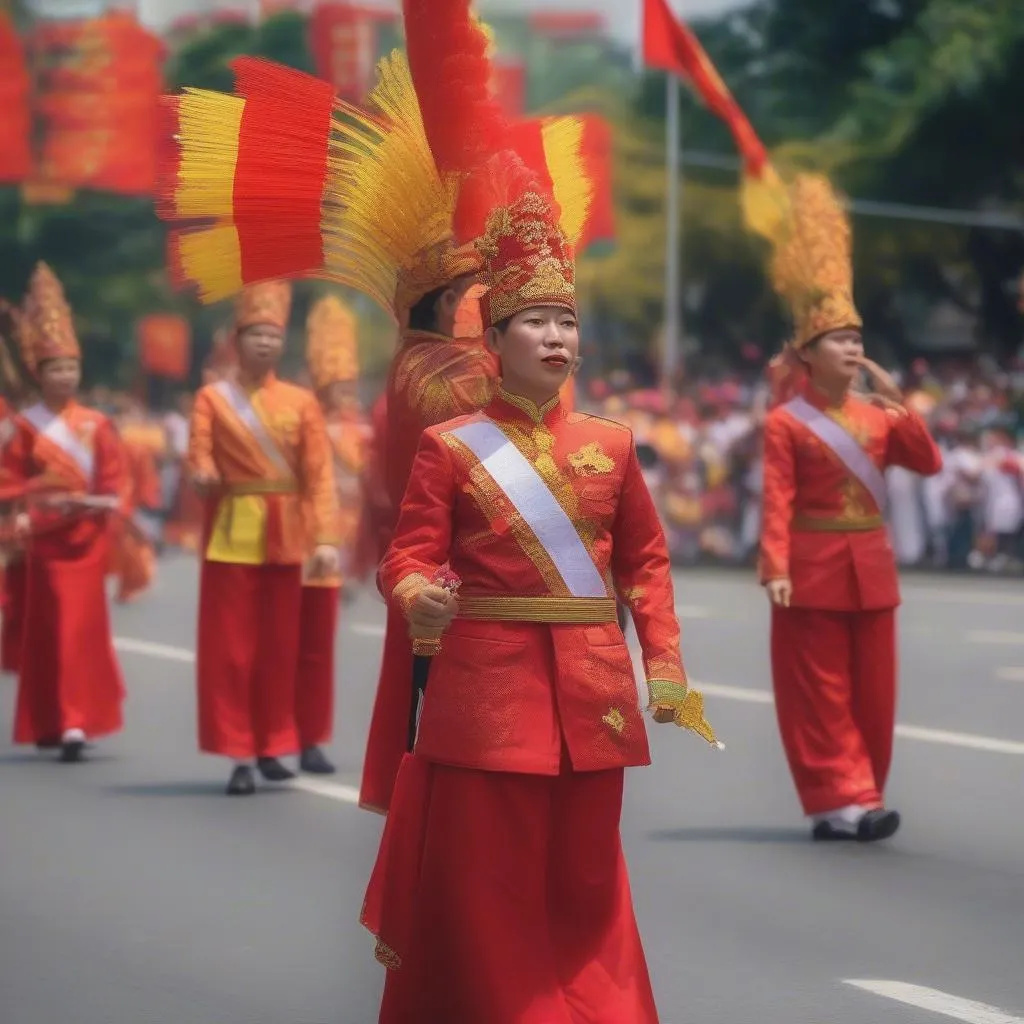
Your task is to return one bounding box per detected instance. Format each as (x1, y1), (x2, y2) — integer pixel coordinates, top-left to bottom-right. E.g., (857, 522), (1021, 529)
(642, 0), (766, 176)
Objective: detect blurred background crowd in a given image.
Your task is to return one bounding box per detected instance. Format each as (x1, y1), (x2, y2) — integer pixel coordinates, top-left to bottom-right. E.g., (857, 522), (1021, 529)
(3, 0), (1023, 577)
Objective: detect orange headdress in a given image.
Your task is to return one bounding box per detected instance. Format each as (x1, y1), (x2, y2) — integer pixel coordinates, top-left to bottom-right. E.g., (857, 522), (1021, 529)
(234, 280), (292, 332)
(306, 295), (358, 390)
(19, 263), (80, 376)
(457, 152), (578, 330)
(768, 174), (862, 350)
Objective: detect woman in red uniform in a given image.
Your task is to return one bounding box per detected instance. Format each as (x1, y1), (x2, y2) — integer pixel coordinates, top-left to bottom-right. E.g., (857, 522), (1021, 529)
(361, 152), (722, 1024)
(11, 264), (126, 762)
(759, 176), (942, 841)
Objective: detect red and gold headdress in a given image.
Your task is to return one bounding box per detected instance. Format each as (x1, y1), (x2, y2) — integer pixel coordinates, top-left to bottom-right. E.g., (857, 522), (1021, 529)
(456, 152), (578, 330)
(234, 280), (292, 332)
(768, 174), (861, 350)
(19, 263), (80, 376)
(159, 0), (605, 321)
(306, 295), (358, 390)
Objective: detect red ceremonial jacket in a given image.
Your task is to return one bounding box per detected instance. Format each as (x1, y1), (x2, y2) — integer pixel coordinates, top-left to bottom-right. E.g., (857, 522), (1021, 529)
(380, 388), (689, 775)
(759, 383), (942, 611)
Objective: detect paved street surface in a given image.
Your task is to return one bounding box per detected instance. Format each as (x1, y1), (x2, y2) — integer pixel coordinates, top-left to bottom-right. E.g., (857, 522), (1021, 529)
(2, 555), (1024, 1024)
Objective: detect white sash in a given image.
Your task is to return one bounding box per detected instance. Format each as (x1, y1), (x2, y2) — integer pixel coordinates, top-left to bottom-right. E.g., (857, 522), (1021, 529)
(784, 395), (888, 513)
(213, 380), (293, 479)
(22, 403), (94, 484)
(448, 418), (607, 598)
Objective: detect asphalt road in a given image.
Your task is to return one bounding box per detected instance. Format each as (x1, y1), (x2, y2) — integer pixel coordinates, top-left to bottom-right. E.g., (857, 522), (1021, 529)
(2, 555), (1023, 1024)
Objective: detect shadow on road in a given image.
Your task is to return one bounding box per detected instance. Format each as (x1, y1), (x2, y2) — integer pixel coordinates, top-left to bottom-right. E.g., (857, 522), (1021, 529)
(648, 826), (809, 844)
(101, 780), (293, 798)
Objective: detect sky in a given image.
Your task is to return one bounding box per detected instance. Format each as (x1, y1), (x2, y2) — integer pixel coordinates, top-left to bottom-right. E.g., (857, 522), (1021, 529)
(137, 0), (748, 37)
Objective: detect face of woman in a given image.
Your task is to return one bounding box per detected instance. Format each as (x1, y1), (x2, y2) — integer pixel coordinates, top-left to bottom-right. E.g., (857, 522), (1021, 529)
(800, 329), (864, 385)
(38, 357), (81, 401)
(236, 324), (285, 370)
(487, 306), (579, 405)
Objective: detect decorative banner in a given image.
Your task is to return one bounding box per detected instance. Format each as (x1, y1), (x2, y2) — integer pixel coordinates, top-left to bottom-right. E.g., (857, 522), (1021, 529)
(138, 314), (191, 380)
(528, 12), (605, 38)
(308, 2), (396, 102)
(31, 11), (166, 197)
(0, 13), (32, 184)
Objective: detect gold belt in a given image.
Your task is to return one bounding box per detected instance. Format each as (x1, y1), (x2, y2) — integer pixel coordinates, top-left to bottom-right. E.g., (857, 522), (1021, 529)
(457, 596), (617, 624)
(223, 480), (298, 496)
(792, 514), (884, 533)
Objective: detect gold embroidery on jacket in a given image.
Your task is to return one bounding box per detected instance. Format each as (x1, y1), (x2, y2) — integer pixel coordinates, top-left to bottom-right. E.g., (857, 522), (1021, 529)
(568, 441), (615, 476)
(602, 707), (626, 735)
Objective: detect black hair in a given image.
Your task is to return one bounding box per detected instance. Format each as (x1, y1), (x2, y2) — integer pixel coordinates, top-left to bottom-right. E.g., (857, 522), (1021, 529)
(490, 315), (512, 334)
(407, 285), (448, 333)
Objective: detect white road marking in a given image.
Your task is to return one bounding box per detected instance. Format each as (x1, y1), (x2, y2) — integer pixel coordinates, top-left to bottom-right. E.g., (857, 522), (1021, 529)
(288, 776), (360, 805)
(995, 667), (1024, 682)
(966, 630), (1024, 646)
(675, 605), (712, 619)
(113, 637), (196, 663)
(844, 980), (1024, 1023)
(109, 637), (1024, 758)
(350, 623), (386, 638)
(903, 588), (1024, 607)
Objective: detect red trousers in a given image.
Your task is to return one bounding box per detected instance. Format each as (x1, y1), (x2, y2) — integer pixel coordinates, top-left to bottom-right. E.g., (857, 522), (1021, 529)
(1, 559), (26, 674)
(14, 533), (124, 744)
(196, 561), (302, 759)
(295, 584), (339, 748)
(771, 606), (896, 816)
(366, 757), (659, 1024)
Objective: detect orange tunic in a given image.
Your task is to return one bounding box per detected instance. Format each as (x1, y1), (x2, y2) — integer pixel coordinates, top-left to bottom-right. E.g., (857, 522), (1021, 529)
(379, 390), (687, 775)
(13, 401), (126, 744)
(0, 403), (34, 673)
(188, 373), (339, 564)
(760, 384), (943, 610)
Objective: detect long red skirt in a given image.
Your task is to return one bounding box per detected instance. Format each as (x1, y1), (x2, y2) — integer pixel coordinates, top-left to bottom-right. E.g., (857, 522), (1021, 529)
(358, 603), (413, 813)
(1, 559), (27, 673)
(196, 561), (302, 759)
(13, 530), (124, 744)
(295, 584), (340, 748)
(771, 606), (897, 815)
(363, 755), (660, 1024)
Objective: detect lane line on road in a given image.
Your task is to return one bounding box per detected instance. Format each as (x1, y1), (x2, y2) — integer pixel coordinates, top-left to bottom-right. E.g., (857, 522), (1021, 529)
(844, 980), (1024, 1023)
(288, 776), (361, 805)
(966, 630), (1024, 646)
(113, 637), (196, 663)
(903, 588), (1024, 607)
(110, 635), (1024, 757)
(995, 668), (1024, 682)
(351, 623), (386, 638)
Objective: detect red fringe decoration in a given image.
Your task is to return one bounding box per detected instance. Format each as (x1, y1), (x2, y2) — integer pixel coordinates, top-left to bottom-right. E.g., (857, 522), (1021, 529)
(402, 0), (508, 175)
(155, 95), (182, 222)
(453, 150), (549, 246)
(229, 57), (336, 282)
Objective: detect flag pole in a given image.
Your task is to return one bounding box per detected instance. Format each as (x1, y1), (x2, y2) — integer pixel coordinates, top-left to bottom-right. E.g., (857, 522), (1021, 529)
(663, 72), (682, 397)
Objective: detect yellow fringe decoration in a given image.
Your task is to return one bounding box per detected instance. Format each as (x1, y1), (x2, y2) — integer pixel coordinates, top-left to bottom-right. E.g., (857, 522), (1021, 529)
(173, 224), (244, 304)
(168, 90), (245, 220)
(320, 50), (467, 317)
(540, 115), (594, 248)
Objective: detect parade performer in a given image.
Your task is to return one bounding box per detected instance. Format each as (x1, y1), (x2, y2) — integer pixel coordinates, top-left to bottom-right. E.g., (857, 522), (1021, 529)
(0, 306), (33, 673)
(187, 282), (340, 796)
(10, 263), (126, 762)
(759, 175), (942, 841)
(296, 295), (366, 775)
(361, 152), (722, 1024)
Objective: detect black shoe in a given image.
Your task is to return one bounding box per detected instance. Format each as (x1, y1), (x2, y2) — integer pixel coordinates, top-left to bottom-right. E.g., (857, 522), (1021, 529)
(59, 739), (85, 763)
(811, 819), (858, 842)
(256, 756), (296, 782)
(299, 747), (336, 775)
(856, 808), (901, 843)
(226, 765), (256, 796)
